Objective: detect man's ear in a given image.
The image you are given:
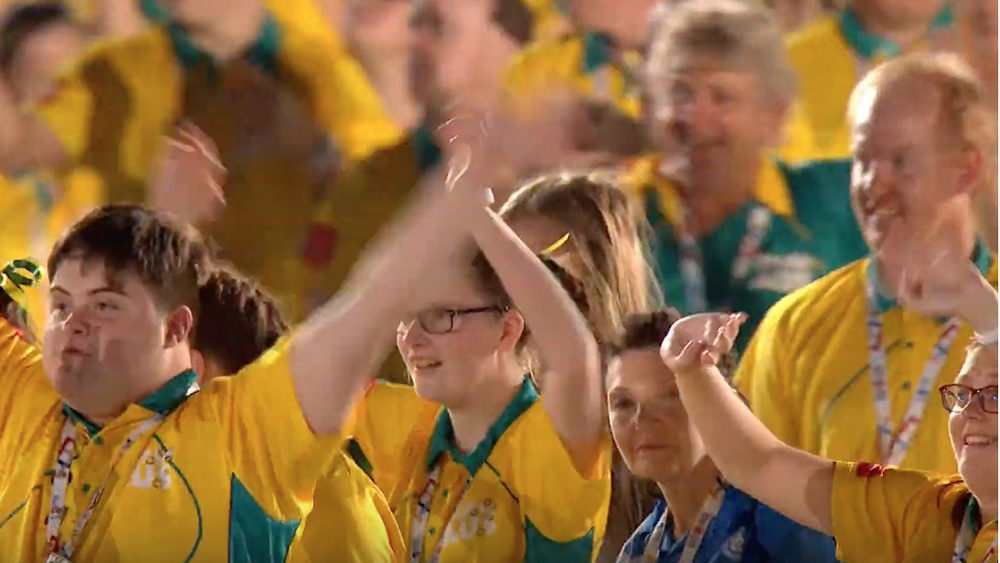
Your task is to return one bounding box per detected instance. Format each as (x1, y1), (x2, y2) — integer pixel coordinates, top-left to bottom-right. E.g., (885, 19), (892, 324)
(165, 305), (195, 348)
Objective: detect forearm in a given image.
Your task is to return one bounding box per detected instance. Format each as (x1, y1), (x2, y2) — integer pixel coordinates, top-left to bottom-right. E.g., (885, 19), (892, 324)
(674, 364), (834, 534)
(468, 208), (603, 444)
(291, 169), (475, 434)
(958, 275), (998, 334)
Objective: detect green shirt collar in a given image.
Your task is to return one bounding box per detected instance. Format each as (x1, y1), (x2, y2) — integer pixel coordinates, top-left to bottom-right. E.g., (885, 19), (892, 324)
(166, 11), (282, 75)
(839, 5), (953, 60)
(62, 370), (199, 437)
(581, 31), (613, 74)
(426, 378), (538, 475)
(865, 240), (993, 314)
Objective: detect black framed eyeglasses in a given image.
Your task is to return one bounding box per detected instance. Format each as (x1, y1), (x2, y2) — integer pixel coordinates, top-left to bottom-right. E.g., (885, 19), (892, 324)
(938, 384), (999, 414)
(399, 305), (507, 335)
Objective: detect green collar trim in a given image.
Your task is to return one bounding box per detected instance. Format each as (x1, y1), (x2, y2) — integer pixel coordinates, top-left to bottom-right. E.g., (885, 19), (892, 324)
(866, 240), (992, 313)
(140, 0), (170, 24)
(839, 5), (953, 60)
(426, 378), (538, 475)
(166, 11), (282, 75)
(581, 32), (613, 74)
(62, 370), (199, 437)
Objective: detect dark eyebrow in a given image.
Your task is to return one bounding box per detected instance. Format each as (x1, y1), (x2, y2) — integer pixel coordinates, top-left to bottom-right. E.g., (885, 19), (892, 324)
(89, 286), (129, 297)
(48, 285), (128, 297)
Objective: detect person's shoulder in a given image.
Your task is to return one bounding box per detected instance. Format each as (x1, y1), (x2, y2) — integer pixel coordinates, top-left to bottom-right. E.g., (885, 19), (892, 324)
(758, 259), (866, 330)
(77, 26), (175, 70)
(780, 158), (853, 215)
(785, 13), (840, 56)
(505, 33), (584, 85)
(780, 158), (851, 192)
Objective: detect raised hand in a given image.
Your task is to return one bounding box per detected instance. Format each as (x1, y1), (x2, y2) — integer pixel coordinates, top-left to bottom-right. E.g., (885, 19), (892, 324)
(896, 245), (998, 334)
(659, 312), (746, 375)
(146, 121), (227, 226)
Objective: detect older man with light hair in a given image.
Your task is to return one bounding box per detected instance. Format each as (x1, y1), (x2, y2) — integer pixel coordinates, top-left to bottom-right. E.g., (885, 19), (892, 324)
(737, 52), (999, 477)
(625, 0), (868, 352)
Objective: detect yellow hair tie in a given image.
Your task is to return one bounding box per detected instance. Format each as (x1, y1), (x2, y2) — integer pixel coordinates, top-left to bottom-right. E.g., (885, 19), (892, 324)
(540, 233), (571, 256)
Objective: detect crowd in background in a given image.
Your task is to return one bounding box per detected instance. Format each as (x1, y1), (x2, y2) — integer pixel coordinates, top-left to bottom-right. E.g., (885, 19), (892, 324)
(0, 0), (996, 561)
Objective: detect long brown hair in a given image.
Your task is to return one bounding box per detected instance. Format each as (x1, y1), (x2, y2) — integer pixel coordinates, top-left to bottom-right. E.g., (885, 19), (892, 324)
(500, 172), (663, 556)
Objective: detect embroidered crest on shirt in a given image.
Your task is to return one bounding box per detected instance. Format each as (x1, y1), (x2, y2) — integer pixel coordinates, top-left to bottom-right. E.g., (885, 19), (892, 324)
(721, 526), (748, 560)
(441, 498), (498, 548)
(130, 446), (173, 490)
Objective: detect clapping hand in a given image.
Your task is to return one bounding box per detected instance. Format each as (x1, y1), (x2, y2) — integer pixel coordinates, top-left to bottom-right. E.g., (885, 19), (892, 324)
(660, 312), (746, 376)
(147, 121), (226, 226)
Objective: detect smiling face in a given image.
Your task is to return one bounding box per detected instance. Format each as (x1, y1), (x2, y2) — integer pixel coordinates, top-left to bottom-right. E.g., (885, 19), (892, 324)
(948, 344), (999, 504)
(42, 257), (192, 421)
(849, 78), (977, 260)
(606, 347), (707, 482)
(395, 266), (524, 409)
(652, 59), (784, 191)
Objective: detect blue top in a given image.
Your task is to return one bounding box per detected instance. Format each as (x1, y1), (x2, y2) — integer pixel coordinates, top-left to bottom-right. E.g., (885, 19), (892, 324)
(619, 485), (840, 563)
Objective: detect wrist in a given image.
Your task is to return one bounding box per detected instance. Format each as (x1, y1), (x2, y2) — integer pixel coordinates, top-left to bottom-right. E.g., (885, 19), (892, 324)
(958, 276), (998, 334)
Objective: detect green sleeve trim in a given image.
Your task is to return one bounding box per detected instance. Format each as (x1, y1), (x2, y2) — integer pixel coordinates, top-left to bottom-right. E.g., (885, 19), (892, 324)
(524, 517), (594, 563)
(228, 474), (300, 563)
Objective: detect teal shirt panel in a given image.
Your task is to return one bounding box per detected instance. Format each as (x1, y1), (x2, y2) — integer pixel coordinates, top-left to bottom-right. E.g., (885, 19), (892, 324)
(645, 159), (866, 352)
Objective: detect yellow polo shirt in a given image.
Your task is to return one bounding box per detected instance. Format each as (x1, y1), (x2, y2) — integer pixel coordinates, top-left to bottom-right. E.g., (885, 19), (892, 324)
(32, 12), (401, 320)
(0, 169), (102, 331)
(780, 9), (955, 163)
(831, 461), (998, 562)
(303, 379), (612, 562)
(0, 322), (395, 561)
(503, 32), (642, 120)
(735, 251), (997, 477)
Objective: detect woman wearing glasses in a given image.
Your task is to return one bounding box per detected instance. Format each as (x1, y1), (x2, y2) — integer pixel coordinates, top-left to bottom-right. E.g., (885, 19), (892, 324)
(657, 249), (998, 562)
(291, 153), (613, 562)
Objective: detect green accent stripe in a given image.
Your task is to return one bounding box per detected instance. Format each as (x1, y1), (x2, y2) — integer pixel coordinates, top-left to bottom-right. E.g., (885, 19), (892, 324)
(153, 434), (202, 562)
(0, 493), (31, 533)
(346, 439), (374, 480)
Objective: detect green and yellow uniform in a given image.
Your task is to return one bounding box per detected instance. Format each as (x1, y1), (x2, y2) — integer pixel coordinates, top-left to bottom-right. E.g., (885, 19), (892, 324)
(831, 462), (998, 562)
(0, 322), (397, 561)
(32, 9), (402, 319)
(297, 380), (613, 562)
(624, 156), (867, 351)
(779, 7), (955, 163)
(504, 31), (642, 120)
(736, 249), (996, 476)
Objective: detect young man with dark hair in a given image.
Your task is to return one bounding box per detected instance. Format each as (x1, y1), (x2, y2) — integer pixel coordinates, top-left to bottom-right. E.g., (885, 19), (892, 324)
(0, 203), (406, 561)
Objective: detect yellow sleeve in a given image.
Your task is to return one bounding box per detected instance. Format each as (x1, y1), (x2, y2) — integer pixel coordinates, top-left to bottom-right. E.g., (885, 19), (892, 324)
(830, 461), (941, 562)
(344, 381), (439, 505)
(288, 452), (405, 563)
(200, 337), (341, 521)
(512, 402), (613, 555)
(734, 302), (802, 446)
(280, 27), (403, 162)
(31, 66), (97, 163)
(0, 318), (51, 439)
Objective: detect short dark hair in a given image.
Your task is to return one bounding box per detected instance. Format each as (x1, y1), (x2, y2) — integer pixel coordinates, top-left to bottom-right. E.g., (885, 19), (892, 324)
(194, 265), (289, 375)
(0, 2), (72, 75)
(47, 204), (213, 316)
(611, 308), (736, 379)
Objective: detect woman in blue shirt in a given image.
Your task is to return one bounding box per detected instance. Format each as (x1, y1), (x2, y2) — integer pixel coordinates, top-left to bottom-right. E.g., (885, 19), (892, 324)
(606, 309), (840, 562)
